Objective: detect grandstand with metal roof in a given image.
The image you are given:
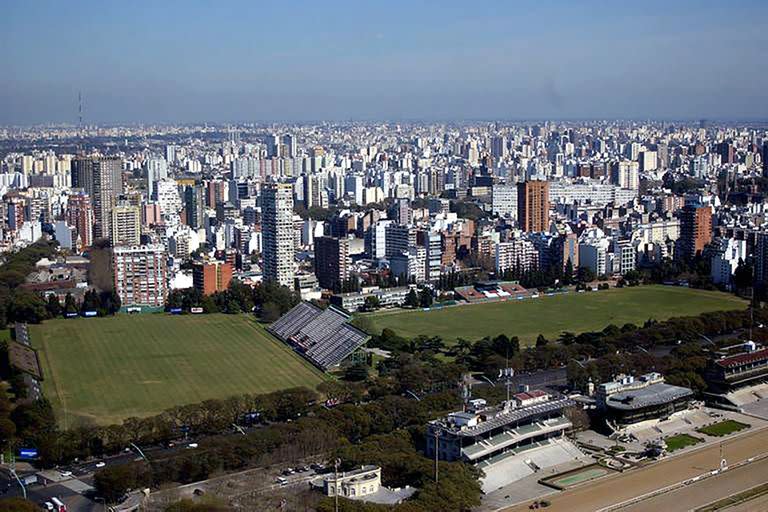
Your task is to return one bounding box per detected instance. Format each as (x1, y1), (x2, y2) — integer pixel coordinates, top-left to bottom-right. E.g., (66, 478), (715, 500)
(425, 391), (574, 465)
(268, 301), (370, 371)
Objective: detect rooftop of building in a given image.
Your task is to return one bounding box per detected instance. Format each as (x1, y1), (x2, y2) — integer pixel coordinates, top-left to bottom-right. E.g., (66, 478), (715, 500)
(716, 346), (768, 369)
(605, 382), (693, 411)
(323, 465), (379, 483)
(430, 394), (573, 437)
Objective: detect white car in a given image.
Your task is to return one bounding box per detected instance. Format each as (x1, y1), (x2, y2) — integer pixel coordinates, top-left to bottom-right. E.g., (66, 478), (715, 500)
(187, 443), (199, 449)
(60, 471), (73, 478)
(95, 462), (106, 468)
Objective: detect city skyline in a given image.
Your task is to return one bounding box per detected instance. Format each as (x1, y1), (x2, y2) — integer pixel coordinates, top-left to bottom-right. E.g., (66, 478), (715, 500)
(3, 0), (768, 124)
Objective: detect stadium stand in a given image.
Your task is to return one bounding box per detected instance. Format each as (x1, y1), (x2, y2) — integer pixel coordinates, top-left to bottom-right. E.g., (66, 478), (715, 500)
(268, 302), (370, 370)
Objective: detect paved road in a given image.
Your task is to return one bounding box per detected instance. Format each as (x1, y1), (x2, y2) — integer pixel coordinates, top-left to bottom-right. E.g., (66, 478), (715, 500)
(503, 427), (768, 512)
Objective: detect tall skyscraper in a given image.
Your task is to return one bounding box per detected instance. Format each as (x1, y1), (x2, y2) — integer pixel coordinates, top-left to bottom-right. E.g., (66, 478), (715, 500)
(184, 184), (205, 229)
(145, 157), (168, 199)
(262, 183), (295, 287)
(282, 134), (297, 158)
(517, 180), (550, 233)
(678, 204), (712, 261)
(72, 156), (123, 241)
(65, 193), (93, 250)
(111, 202), (141, 247)
(762, 142), (768, 178)
(314, 236), (349, 291)
(267, 134), (281, 158)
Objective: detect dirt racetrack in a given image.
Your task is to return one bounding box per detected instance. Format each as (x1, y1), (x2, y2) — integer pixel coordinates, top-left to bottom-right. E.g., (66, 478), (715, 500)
(503, 426), (768, 512)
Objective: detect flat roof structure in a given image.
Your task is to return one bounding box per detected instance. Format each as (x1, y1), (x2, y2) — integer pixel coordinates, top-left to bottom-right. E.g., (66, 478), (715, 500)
(606, 382), (693, 411)
(432, 397), (574, 437)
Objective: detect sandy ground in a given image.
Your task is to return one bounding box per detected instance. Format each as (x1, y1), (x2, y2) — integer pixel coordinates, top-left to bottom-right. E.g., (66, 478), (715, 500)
(715, 491), (768, 512)
(503, 427), (768, 512)
(623, 456), (768, 512)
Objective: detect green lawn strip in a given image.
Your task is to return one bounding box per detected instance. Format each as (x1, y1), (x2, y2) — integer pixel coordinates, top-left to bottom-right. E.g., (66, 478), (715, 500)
(696, 420), (750, 437)
(665, 433), (704, 452)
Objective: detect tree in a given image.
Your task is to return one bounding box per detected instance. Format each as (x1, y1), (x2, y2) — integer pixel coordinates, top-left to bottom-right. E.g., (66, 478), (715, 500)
(563, 259), (574, 285)
(535, 334), (549, 347)
(7, 290), (48, 324)
(404, 289), (419, 308)
(99, 290), (121, 315)
(261, 302), (282, 322)
(419, 288), (433, 308)
(46, 294), (62, 318)
(576, 266), (596, 284)
(0, 498), (41, 512)
(344, 363), (369, 382)
(363, 295), (380, 312)
(94, 463), (150, 503)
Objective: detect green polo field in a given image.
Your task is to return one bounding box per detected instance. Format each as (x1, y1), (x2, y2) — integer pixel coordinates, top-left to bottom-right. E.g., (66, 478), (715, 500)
(367, 285), (747, 344)
(31, 314), (325, 427)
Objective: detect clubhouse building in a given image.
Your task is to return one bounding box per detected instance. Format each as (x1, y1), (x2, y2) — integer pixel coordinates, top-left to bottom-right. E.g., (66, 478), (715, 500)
(596, 373), (694, 429)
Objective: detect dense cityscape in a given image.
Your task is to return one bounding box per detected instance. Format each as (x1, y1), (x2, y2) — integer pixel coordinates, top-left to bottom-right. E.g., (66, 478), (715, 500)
(0, 120), (766, 511)
(4, 1), (768, 512)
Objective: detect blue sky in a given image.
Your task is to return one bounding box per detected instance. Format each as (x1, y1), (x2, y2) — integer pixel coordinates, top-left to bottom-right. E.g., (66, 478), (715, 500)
(2, 0), (767, 124)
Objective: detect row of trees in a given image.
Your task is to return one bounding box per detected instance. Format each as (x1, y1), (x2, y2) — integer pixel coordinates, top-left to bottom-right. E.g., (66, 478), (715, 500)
(369, 305), (762, 394)
(165, 280), (300, 321)
(93, 386), (480, 509)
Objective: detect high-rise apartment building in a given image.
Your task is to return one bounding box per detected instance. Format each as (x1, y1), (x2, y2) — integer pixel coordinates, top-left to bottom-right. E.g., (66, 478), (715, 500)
(762, 143), (768, 178)
(314, 236), (349, 290)
(111, 202), (141, 247)
(65, 193), (93, 250)
(262, 183), (295, 287)
(184, 184), (205, 229)
(385, 224), (417, 259)
(192, 261), (233, 296)
(72, 156), (123, 241)
(678, 204), (712, 261)
(492, 184), (517, 218)
(517, 180), (550, 233)
(113, 244), (168, 307)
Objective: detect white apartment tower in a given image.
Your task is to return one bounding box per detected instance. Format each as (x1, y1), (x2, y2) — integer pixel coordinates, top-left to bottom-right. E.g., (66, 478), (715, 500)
(262, 183), (295, 287)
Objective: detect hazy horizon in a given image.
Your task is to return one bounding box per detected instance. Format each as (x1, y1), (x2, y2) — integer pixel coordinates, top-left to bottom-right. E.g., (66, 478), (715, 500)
(3, 0), (768, 125)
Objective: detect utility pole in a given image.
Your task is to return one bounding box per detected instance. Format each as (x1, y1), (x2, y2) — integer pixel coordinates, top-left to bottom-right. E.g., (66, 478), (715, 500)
(9, 452), (26, 500)
(433, 429), (442, 483)
(334, 458), (340, 512)
(499, 367), (515, 403)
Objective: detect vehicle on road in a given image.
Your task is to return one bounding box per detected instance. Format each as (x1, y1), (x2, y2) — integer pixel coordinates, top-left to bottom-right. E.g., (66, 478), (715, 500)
(187, 443), (198, 449)
(95, 462), (105, 468)
(51, 497), (67, 512)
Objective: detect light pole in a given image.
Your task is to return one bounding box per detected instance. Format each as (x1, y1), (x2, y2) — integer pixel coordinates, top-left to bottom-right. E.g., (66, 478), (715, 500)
(433, 429), (442, 483)
(334, 458), (341, 512)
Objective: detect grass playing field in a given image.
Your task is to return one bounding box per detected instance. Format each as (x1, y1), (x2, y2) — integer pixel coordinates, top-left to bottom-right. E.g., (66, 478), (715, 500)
(367, 285), (747, 344)
(31, 314), (326, 427)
